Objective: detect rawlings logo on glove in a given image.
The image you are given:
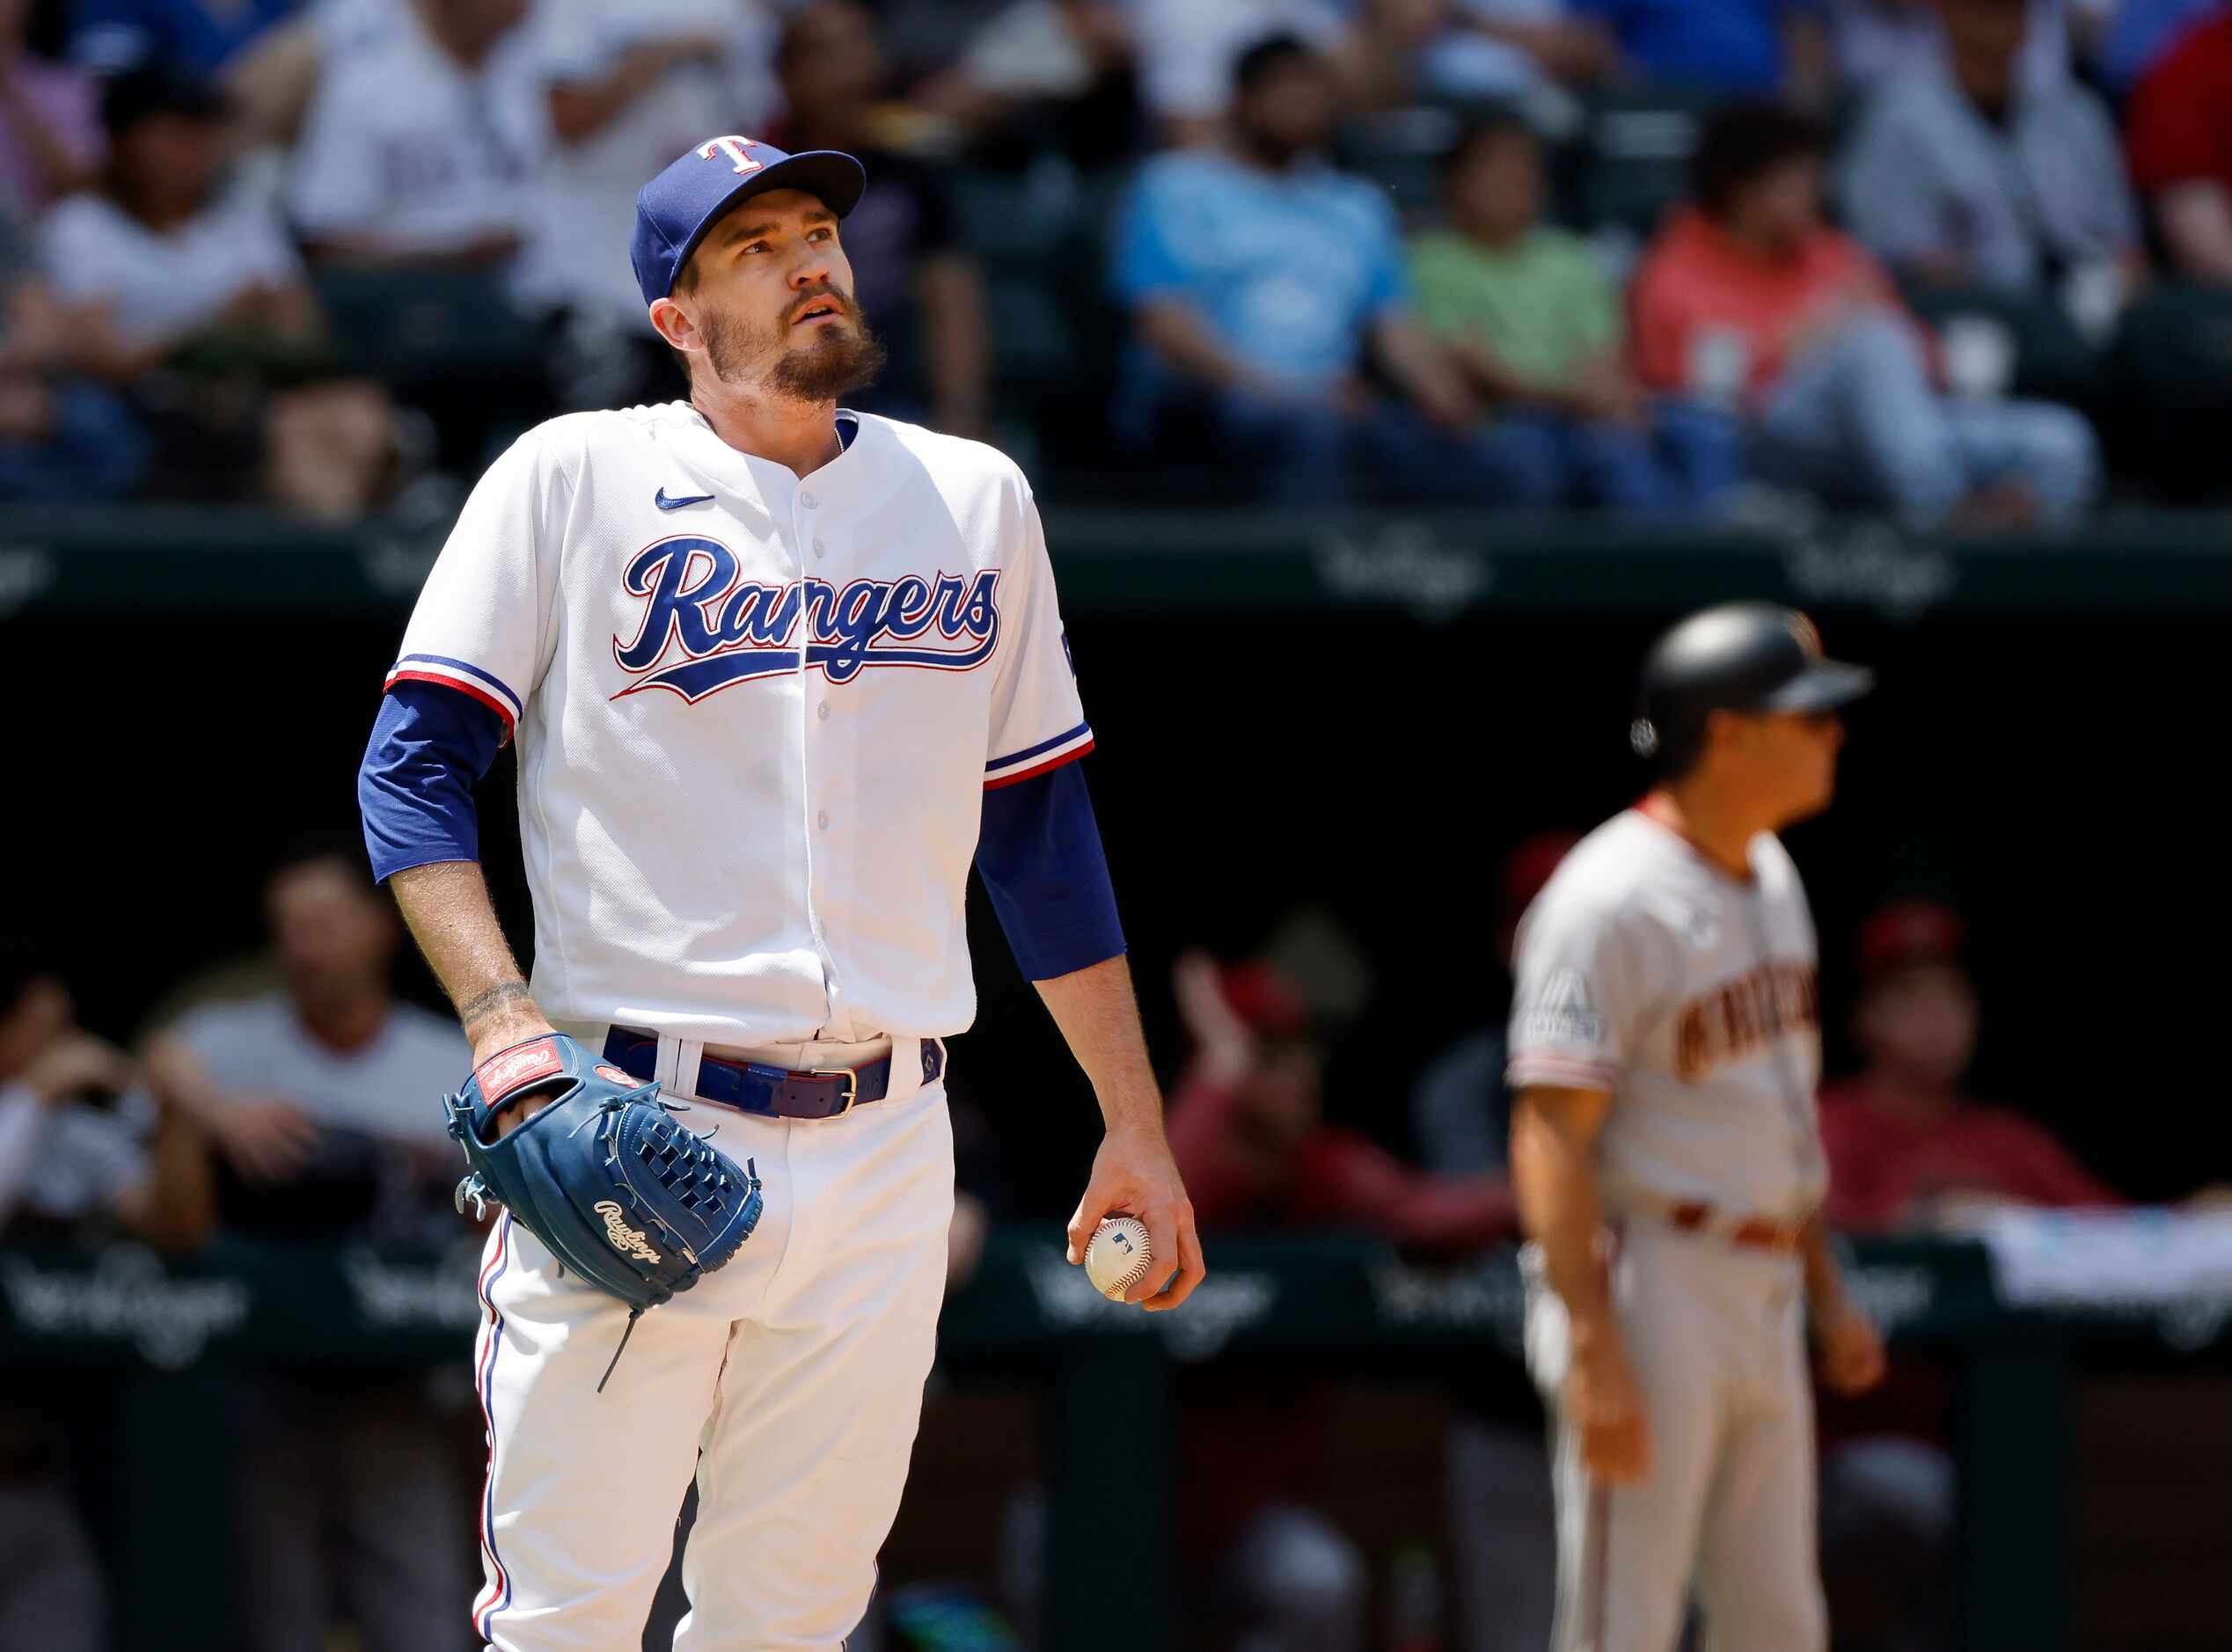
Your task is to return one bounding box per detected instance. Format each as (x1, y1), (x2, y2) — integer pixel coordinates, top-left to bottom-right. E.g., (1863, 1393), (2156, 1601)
(443, 1033), (765, 1390)
(593, 1200), (664, 1265)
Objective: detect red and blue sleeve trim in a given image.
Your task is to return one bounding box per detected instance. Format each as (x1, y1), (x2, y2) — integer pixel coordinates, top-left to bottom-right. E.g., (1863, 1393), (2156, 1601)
(984, 720), (1094, 790)
(384, 653), (523, 736)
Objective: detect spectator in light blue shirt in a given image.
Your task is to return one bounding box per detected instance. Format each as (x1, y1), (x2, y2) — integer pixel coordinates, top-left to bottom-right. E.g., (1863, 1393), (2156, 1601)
(1568, 0), (1829, 98)
(1109, 33), (1554, 506)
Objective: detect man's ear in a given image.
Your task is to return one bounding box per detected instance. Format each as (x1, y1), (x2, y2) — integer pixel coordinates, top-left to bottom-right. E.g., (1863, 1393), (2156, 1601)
(648, 296), (695, 354)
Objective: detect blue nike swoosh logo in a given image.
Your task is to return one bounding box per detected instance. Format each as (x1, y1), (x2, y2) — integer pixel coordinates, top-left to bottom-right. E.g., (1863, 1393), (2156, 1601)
(655, 488), (716, 510)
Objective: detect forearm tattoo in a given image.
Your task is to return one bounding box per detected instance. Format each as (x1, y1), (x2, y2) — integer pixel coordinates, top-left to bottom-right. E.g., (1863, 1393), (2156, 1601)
(458, 980), (533, 1034)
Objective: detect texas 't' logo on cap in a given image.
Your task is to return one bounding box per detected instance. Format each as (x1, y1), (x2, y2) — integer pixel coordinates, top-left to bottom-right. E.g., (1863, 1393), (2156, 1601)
(633, 135), (867, 306)
(697, 135), (763, 174)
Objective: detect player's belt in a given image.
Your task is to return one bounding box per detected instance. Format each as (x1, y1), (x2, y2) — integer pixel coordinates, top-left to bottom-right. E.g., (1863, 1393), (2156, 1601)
(602, 1027), (945, 1121)
(1665, 1201), (1805, 1254)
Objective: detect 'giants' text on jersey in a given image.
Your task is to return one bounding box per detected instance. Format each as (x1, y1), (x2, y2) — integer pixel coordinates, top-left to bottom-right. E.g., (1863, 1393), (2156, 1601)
(1674, 961), (1819, 1083)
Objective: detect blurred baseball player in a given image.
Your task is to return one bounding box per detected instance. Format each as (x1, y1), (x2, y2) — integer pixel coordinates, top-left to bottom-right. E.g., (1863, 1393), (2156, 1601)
(1507, 603), (1888, 1651)
(356, 134), (1204, 1649)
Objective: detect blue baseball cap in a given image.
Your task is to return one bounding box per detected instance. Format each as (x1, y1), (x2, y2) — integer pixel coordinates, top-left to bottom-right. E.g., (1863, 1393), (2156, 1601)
(631, 135), (868, 308)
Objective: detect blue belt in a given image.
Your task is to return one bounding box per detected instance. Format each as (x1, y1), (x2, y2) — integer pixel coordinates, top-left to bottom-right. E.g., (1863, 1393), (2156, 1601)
(602, 1028), (945, 1122)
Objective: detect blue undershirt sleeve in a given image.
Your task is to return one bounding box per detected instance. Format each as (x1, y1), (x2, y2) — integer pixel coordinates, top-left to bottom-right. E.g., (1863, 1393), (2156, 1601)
(975, 761), (1126, 982)
(358, 679), (508, 884)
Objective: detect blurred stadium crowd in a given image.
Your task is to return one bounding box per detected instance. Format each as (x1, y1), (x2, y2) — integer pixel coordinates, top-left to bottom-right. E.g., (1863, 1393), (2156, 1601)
(3, 0), (2232, 523)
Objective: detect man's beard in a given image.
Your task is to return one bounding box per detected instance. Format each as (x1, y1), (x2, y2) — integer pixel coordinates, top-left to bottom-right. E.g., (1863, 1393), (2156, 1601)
(700, 288), (887, 404)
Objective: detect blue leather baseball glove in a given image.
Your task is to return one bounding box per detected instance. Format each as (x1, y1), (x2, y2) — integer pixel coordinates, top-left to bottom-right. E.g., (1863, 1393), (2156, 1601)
(444, 1033), (764, 1386)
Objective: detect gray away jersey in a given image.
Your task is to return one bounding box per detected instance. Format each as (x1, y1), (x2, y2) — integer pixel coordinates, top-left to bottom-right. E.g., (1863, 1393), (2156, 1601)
(1506, 808), (1826, 1221)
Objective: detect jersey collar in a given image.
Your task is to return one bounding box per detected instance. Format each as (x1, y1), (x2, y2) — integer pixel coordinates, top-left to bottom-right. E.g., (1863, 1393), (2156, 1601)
(667, 403), (894, 514)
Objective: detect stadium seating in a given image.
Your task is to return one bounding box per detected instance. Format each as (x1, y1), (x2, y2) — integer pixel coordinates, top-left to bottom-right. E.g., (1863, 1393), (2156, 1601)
(1568, 85), (1729, 243)
(1897, 282), (2106, 407)
(2108, 283), (2232, 503)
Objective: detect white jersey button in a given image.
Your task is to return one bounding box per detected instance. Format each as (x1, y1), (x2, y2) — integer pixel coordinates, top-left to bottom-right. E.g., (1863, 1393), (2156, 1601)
(816, 701), (830, 720)
(801, 492), (818, 509)
(816, 810), (831, 830)
(813, 538), (826, 558)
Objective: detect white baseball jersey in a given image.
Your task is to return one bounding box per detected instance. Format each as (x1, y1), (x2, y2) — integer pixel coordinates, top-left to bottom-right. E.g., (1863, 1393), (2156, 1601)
(385, 403), (1091, 1048)
(40, 184), (304, 348)
(1506, 808), (1826, 1222)
(287, 0), (548, 259)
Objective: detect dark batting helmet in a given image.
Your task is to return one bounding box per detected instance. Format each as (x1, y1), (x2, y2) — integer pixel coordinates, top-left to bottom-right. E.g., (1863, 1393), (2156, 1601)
(1629, 603), (1872, 774)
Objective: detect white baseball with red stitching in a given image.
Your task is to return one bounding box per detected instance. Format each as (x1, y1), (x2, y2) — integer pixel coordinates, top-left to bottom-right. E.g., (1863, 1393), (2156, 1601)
(1084, 1215), (1152, 1300)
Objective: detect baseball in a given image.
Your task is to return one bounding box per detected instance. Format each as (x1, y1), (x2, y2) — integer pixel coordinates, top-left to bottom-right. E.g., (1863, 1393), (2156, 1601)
(1084, 1215), (1153, 1300)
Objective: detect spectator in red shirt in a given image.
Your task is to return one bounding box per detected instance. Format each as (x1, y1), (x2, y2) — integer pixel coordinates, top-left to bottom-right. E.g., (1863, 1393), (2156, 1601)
(1630, 102), (2099, 529)
(1166, 948), (1518, 1652)
(1819, 900), (2120, 1232)
(1814, 899), (2126, 1652)
(1168, 953), (1518, 1248)
(2125, 8), (2232, 285)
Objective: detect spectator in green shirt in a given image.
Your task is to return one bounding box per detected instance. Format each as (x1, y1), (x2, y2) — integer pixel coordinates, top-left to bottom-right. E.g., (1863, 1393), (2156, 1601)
(1409, 114), (1739, 511)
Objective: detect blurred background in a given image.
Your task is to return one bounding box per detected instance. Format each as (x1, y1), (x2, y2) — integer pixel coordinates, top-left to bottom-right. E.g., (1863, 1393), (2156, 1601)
(7, 0), (2232, 1646)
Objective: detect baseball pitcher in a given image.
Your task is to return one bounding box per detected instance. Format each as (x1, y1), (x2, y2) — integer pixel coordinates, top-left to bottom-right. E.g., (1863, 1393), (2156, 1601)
(1507, 603), (1888, 1651)
(355, 135), (1205, 1649)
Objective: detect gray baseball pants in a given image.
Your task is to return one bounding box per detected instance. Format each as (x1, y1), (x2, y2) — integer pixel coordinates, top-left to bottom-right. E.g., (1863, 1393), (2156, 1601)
(1526, 1223), (1827, 1652)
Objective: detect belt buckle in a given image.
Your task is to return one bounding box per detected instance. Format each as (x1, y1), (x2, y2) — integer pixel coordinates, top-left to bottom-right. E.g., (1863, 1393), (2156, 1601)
(810, 1067), (860, 1116)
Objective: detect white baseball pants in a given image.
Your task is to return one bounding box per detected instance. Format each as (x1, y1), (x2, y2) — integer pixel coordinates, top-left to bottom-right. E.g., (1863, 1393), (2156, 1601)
(1526, 1223), (1828, 1652)
(468, 1068), (955, 1651)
